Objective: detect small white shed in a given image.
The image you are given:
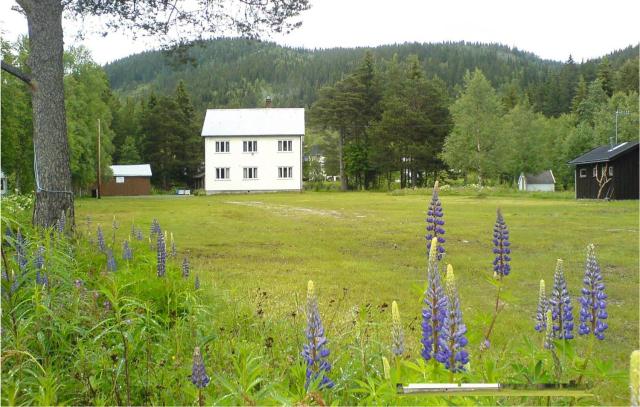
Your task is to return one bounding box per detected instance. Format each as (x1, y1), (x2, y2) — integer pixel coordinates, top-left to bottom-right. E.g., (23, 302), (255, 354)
(518, 170), (555, 192)
(0, 170), (8, 196)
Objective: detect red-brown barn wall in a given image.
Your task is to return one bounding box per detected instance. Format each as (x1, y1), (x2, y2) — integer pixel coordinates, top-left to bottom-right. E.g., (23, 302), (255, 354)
(101, 177), (151, 196)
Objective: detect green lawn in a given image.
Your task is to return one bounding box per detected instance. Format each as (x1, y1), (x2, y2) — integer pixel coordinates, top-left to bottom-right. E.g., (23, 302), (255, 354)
(76, 191), (639, 404)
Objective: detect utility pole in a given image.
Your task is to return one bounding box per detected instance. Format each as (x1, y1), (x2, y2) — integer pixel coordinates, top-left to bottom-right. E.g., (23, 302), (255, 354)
(97, 119), (102, 199)
(614, 109), (629, 146)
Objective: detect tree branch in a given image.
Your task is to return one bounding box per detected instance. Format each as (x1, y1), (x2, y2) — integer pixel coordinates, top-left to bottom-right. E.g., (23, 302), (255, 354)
(1, 61), (36, 91)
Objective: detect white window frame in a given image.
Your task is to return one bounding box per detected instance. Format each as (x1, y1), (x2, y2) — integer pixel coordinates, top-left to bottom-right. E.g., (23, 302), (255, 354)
(278, 166), (293, 179)
(115, 176), (125, 183)
(579, 168), (587, 178)
(608, 166), (613, 176)
(592, 166), (597, 177)
(243, 140), (258, 153)
(215, 141), (230, 153)
(278, 140), (293, 152)
(243, 167), (258, 179)
(215, 167), (230, 180)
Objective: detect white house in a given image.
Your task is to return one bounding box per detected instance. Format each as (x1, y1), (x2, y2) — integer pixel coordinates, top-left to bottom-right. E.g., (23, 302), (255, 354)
(201, 107), (304, 193)
(518, 170), (555, 192)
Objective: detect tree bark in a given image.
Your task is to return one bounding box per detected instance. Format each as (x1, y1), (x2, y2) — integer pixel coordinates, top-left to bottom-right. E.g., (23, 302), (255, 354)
(19, 0), (74, 227)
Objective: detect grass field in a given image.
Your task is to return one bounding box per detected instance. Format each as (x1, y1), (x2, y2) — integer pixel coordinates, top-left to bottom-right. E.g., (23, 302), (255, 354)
(76, 191), (639, 404)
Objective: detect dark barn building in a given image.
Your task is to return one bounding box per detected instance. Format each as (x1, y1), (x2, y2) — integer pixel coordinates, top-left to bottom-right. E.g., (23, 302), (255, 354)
(101, 164), (152, 196)
(568, 141), (639, 200)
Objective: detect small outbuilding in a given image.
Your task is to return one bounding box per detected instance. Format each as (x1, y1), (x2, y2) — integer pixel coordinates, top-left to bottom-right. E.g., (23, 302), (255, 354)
(518, 170), (555, 192)
(101, 164), (152, 196)
(568, 141), (639, 200)
(0, 170), (8, 196)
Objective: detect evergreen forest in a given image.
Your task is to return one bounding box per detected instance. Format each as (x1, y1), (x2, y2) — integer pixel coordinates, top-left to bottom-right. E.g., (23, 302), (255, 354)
(2, 38), (638, 192)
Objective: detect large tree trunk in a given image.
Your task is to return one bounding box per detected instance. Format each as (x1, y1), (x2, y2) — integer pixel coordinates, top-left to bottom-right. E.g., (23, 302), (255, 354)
(19, 0), (74, 227)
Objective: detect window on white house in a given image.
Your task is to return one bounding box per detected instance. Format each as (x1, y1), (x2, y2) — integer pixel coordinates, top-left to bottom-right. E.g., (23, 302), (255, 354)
(116, 176), (125, 183)
(278, 167), (293, 178)
(278, 140), (293, 152)
(215, 141), (230, 152)
(579, 168), (587, 178)
(243, 140), (258, 152)
(592, 166), (597, 177)
(243, 167), (258, 179)
(215, 168), (230, 179)
(608, 166), (614, 176)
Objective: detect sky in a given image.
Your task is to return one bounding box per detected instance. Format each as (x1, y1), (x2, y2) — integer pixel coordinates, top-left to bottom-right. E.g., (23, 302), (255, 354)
(1, 0), (638, 65)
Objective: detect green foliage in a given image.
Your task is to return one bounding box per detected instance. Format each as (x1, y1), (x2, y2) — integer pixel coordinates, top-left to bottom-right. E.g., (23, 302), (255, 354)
(442, 69), (505, 184)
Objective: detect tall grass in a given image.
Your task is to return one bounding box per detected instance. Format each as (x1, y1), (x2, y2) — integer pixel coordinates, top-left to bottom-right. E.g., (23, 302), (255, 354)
(1, 193), (634, 405)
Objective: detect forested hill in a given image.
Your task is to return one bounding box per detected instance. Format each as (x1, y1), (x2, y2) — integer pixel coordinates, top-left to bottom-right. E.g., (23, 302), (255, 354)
(104, 38), (637, 115)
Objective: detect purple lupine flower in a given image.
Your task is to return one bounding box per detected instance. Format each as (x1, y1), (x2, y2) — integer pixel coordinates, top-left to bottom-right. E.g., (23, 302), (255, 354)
(492, 209), (511, 278)
(421, 238), (448, 363)
(157, 232), (166, 277)
(194, 275), (200, 289)
(150, 219), (161, 237)
(15, 228), (27, 272)
(191, 346), (210, 388)
(425, 181), (445, 261)
(56, 211), (66, 233)
(535, 279), (548, 332)
(550, 259), (574, 340)
(578, 244), (608, 340)
(302, 280), (334, 389)
(35, 245), (45, 285)
(74, 279), (84, 289)
(122, 240), (133, 261)
(106, 249), (117, 272)
(136, 229), (143, 241)
(441, 265), (469, 372)
(35, 245), (45, 270)
(3, 227), (14, 248)
(97, 225), (106, 252)
(391, 301), (404, 357)
(182, 256), (190, 278)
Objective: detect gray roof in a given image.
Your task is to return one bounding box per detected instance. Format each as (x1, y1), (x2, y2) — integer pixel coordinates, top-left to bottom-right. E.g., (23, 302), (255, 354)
(521, 170), (555, 184)
(568, 141), (639, 165)
(110, 164), (152, 177)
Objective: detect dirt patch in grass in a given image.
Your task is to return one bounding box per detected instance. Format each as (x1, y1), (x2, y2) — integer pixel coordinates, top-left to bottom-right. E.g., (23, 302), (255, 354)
(225, 201), (344, 218)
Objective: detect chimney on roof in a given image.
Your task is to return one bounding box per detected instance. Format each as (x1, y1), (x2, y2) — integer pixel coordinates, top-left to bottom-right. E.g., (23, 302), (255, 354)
(265, 96), (272, 108)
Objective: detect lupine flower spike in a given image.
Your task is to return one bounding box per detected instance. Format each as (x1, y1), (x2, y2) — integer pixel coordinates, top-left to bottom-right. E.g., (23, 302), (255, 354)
(15, 228), (27, 272)
(123, 240), (133, 261)
(550, 259), (574, 339)
(426, 181), (445, 260)
(302, 280), (334, 389)
(97, 225), (106, 252)
(106, 249), (117, 272)
(157, 232), (166, 277)
(170, 233), (177, 257)
(57, 210), (66, 233)
(391, 301), (404, 357)
(578, 244), (608, 340)
(421, 237), (448, 363)
(35, 245), (46, 285)
(442, 264), (469, 372)
(535, 279), (548, 332)
(191, 346), (210, 388)
(631, 350), (640, 407)
(544, 310), (554, 350)
(492, 209), (511, 278)
(194, 275), (200, 289)
(182, 256), (190, 278)
(382, 356), (391, 380)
